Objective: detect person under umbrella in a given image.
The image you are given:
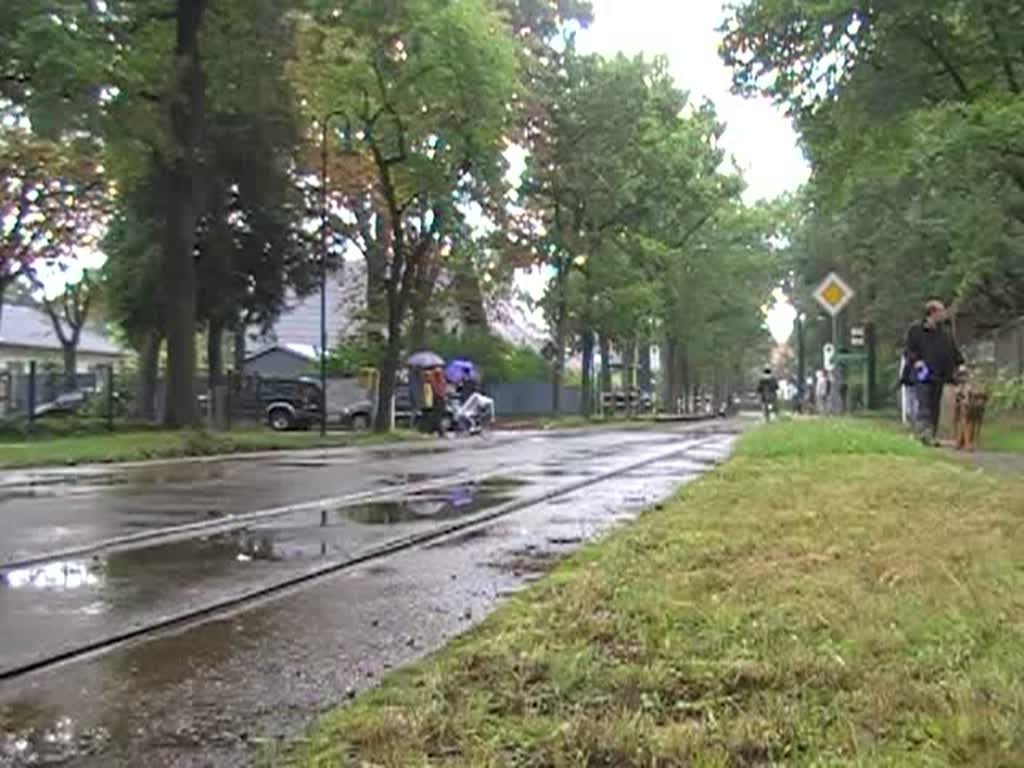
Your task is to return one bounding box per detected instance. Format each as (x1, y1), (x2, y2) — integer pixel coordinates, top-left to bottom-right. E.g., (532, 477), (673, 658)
(426, 365), (449, 437)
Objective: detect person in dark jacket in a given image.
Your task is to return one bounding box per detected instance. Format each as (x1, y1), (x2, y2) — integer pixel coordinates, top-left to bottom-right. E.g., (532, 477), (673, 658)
(756, 367), (779, 422)
(905, 300), (964, 445)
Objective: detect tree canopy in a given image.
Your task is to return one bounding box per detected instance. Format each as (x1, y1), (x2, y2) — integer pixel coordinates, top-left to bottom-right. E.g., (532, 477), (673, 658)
(1, 0), (787, 425)
(723, 0), (1024, 349)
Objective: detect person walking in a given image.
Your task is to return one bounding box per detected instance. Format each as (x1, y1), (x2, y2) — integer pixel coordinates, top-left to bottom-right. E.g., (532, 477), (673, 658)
(426, 366), (449, 437)
(756, 367), (779, 422)
(814, 370), (829, 415)
(905, 300), (964, 445)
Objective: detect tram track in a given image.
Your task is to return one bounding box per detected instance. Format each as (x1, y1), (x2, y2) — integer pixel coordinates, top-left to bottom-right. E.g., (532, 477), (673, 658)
(0, 433), (727, 685)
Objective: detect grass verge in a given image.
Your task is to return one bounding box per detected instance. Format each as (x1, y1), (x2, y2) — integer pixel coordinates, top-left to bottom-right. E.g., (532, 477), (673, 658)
(287, 419), (1024, 767)
(982, 413), (1024, 454)
(0, 428), (420, 469)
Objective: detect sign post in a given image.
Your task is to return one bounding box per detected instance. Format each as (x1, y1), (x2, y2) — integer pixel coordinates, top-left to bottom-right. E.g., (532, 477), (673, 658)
(814, 273), (855, 413)
(813, 272), (855, 346)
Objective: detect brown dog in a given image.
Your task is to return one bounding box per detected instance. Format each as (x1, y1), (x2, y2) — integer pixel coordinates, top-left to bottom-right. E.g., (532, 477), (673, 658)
(954, 381), (988, 452)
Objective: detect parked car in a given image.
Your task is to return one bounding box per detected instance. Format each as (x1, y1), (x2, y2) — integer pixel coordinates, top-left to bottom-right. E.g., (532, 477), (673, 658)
(34, 390), (89, 418)
(264, 378), (414, 432)
(264, 378), (322, 431)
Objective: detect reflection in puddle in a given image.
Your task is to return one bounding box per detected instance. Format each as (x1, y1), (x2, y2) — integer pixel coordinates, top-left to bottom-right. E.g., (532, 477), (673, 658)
(378, 472), (442, 486)
(0, 713), (110, 766)
(345, 484), (513, 525)
(1, 561), (104, 590)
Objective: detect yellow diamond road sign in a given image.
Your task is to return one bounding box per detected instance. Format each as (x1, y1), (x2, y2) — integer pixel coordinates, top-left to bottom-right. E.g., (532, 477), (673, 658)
(814, 272), (854, 316)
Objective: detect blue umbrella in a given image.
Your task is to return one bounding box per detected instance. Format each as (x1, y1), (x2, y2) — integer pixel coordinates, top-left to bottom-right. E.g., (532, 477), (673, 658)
(445, 358), (479, 384)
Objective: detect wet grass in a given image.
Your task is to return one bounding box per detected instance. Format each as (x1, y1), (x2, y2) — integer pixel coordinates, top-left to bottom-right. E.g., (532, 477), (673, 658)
(0, 428), (421, 468)
(981, 413), (1024, 453)
(286, 418), (1024, 767)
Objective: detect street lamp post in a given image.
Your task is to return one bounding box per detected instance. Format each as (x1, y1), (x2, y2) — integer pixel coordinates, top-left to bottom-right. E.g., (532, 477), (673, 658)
(796, 312), (807, 409)
(319, 110), (350, 437)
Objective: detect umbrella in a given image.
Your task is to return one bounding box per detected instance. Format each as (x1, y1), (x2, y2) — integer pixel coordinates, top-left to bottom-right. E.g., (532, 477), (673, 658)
(445, 358), (480, 384)
(406, 350), (445, 368)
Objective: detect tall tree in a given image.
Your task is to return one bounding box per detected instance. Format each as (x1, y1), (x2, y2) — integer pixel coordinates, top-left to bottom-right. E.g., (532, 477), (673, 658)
(155, 0), (209, 427)
(292, 0), (520, 431)
(39, 271), (99, 388)
(0, 130), (109, 326)
(722, 0), (1024, 342)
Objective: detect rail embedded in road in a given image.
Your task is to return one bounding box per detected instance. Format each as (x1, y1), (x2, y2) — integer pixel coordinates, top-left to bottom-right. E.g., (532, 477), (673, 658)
(0, 432), (732, 685)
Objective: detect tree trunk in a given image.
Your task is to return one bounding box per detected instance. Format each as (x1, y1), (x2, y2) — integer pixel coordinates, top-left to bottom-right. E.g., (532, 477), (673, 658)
(664, 337), (678, 412)
(409, 298), (430, 352)
(638, 343), (652, 393)
(599, 335), (612, 398)
(161, 0), (208, 428)
(622, 341), (636, 391)
(409, 251), (443, 350)
(581, 328), (595, 416)
(680, 348), (690, 413)
(138, 330), (161, 422)
(364, 217), (389, 336)
(207, 319), (224, 388)
(453, 266), (489, 331)
(551, 256), (569, 414)
(374, 329), (402, 433)
(62, 343), (77, 391)
(233, 322), (246, 375)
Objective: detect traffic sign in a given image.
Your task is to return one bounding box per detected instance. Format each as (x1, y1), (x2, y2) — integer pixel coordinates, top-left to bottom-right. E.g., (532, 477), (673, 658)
(823, 343), (836, 372)
(814, 272), (855, 316)
(850, 326), (865, 347)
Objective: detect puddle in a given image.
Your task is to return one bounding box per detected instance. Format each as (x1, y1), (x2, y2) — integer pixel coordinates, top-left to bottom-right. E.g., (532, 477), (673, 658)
(368, 446), (448, 461)
(526, 467), (598, 478)
(0, 712), (110, 767)
(425, 527), (492, 549)
(490, 547), (562, 575)
(478, 476), (529, 490)
(344, 485), (514, 525)
(1, 560), (105, 590)
(547, 536), (583, 546)
(377, 472), (442, 486)
(123, 463), (229, 486)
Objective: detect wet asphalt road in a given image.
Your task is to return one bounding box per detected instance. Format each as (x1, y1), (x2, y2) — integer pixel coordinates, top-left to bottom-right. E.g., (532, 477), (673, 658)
(0, 424), (739, 767)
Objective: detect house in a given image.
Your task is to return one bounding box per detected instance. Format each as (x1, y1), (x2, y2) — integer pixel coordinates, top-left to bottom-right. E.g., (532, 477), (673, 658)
(0, 304), (125, 373)
(243, 343), (319, 378)
(250, 259), (549, 372)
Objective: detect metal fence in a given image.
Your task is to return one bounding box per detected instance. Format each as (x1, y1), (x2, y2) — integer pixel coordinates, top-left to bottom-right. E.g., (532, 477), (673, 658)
(0, 363), (592, 430)
(488, 381), (581, 416)
(0, 367), (344, 430)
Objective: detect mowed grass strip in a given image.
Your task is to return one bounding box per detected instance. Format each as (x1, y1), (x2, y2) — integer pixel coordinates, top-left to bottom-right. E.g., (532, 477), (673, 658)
(981, 414), (1024, 454)
(0, 428), (419, 468)
(288, 419), (1024, 767)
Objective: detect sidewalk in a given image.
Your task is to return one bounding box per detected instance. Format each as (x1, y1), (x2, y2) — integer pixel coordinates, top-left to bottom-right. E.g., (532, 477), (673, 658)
(286, 419), (1024, 767)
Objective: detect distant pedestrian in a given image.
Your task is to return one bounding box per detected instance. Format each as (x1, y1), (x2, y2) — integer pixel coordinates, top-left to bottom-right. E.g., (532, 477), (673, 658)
(905, 300), (964, 446)
(814, 370), (829, 415)
(756, 367), (779, 422)
(426, 366), (449, 437)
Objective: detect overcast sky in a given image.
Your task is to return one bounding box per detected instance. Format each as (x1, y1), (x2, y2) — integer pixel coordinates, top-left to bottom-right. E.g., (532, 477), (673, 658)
(578, 0), (809, 203)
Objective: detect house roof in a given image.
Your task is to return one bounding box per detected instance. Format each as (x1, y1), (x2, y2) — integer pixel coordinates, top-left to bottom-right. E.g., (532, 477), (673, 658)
(0, 304), (123, 356)
(245, 342), (320, 363)
(257, 259), (549, 353)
